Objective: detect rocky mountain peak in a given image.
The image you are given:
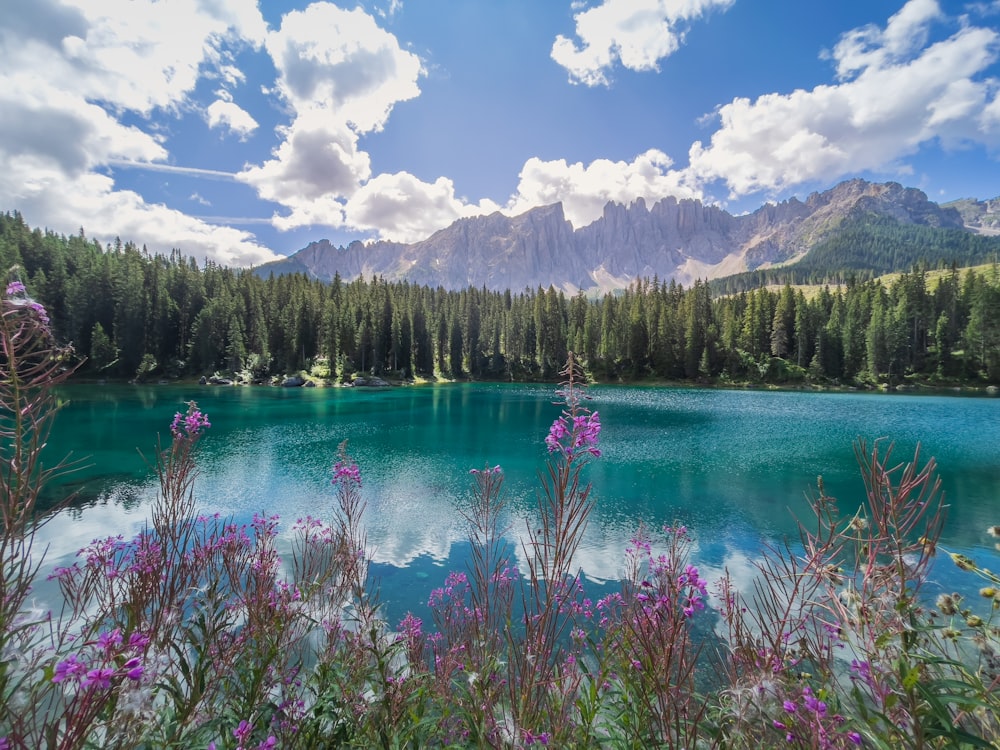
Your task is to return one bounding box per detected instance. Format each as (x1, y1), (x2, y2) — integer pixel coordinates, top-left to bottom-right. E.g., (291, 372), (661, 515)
(256, 179), (974, 292)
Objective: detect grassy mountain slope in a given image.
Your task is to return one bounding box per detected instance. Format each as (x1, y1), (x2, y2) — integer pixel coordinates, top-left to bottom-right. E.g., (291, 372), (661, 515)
(710, 214), (1000, 294)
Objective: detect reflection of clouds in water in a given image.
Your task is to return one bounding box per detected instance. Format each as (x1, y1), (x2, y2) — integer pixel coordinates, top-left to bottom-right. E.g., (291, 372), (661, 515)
(34, 486), (155, 566)
(29, 490), (156, 614)
(503, 511), (737, 591)
(505, 511), (632, 584)
(362, 455), (467, 567)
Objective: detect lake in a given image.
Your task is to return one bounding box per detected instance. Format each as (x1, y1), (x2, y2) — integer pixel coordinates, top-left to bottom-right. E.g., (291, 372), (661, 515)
(33, 382), (1000, 626)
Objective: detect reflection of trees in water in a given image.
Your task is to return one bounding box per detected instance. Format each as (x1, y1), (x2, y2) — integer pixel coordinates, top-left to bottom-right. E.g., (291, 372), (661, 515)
(36, 475), (146, 518)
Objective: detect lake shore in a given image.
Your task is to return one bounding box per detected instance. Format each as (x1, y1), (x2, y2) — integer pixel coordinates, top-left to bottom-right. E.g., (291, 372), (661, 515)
(73, 370), (1000, 397)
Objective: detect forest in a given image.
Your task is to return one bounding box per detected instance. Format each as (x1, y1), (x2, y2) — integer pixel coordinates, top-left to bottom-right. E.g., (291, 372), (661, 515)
(3, 209), (1000, 386)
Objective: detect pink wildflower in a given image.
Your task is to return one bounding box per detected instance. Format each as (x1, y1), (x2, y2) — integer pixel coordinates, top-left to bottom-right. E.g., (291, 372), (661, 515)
(82, 667), (115, 690)
(331, 461), (361, 486)
(52, 654), (86, 684)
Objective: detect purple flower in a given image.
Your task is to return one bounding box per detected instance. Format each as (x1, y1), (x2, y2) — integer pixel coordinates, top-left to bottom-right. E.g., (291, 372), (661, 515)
(97, 628), (123, 653)
(398, 613), (423, 641)
(122, 656), (144, 681)
(783, 700), (797, 713)
(804, 693), (827, 716)
(234, 720), (253, 743)
(171, 406), (211, 438)
(331, 461), (361, 486)
(128, 631), (150, 651)
(545, 410), (601, 457)
(52, 654), (86, 684)
(545, 416), (569, 452)
(28, 301), (50, 324)
(5, 281), (25, 296)
(0, 735), (10, 750)
(82, 667), (115, 690)
(847, 731), (862, 745)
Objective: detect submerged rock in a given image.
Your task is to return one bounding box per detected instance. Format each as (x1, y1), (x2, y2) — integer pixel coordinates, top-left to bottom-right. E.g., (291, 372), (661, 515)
(352, 376), (390, 387)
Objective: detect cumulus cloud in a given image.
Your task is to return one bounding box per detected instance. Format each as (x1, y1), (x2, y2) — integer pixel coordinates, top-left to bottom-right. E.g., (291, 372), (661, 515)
(551, 0), (735, 86)
(345, 172), (501, 242)
(205, 97), (259, 139)
(236, 3), (427, 234)
(0, 0), (278, 265)
(686, 0), (1000, 199)
(830, 0), (941, 80)
(1, 165), (277, 266)
(47, 0), (265, 116)
(507, 149), (701, 228)
(264, 3), (422, 132)
(239, 111), (372, 204)
(0, 80), (166, 177)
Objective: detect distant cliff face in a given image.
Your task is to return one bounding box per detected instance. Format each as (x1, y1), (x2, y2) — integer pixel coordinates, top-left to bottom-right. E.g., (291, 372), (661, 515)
(943, 195), (1000, 235)
(258, 179), (965, 292)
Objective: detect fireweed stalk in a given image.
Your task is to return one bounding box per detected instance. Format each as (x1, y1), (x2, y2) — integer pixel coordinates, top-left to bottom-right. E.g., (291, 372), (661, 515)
(413, 354), (612, 746)
(0, 272), (80, 742)
(597, 523), (712, 747)
(510, 354), (602, 741)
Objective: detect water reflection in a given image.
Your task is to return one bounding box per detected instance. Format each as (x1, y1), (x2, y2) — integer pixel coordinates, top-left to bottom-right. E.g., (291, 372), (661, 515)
(32, 383), (1000, 624)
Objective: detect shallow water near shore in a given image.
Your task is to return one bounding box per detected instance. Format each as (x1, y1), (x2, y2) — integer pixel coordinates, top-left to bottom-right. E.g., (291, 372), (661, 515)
(35, 382), (1000, 626)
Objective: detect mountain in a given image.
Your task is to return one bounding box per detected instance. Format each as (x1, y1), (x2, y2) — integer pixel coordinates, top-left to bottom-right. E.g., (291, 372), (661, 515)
(942, 196), (1000, 235)
(258, 179), (973, 293)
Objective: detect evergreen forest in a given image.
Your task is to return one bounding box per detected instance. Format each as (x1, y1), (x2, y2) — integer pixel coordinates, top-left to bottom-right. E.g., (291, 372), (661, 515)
(4, 210), (1000, 386)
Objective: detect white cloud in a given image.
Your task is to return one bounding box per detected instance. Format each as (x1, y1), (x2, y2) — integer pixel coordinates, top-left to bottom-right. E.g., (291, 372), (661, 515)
(49, 0), (266, 116)
(507, 149), (701, 228)
(264, 3), (422, 133)
(0, 79), (166, 176)
(0, 0), (276, 266)
(269, 197), (348, 233)
(205, 98), (259, 139)
(686, 3), (1000, 199)
(345, 172), (501, 242)
(236, 3), (429, 237)
(551, 0), (735, 86)
(1, 164), (277, 266)
(830, 0), (941, 80)
(239, 110), (372, 205)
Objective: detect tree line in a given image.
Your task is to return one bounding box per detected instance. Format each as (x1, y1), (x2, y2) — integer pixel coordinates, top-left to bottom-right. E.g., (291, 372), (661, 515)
(3, 210), (1000, 385)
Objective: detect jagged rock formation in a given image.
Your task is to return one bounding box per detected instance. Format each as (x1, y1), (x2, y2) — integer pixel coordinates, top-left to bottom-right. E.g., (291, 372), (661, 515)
(943, 196), (1000, 235)
(258, 179), (965, 293)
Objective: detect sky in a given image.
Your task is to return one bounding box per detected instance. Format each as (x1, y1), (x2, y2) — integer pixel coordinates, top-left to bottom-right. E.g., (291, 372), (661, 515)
(2, 0), (999, 268)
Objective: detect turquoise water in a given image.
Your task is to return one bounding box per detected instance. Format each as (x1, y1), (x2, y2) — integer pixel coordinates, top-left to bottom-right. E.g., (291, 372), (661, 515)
(35, 383), (1000, 625)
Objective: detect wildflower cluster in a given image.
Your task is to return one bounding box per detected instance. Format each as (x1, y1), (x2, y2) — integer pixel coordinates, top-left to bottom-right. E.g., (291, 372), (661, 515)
(4, 276), (50, 326)
(768, 686), (861, 748)
(169, 402), (212, 439)
(545, 410), (601, 458)
(331, 459), (362, 486)
(50, 629), (148, 689)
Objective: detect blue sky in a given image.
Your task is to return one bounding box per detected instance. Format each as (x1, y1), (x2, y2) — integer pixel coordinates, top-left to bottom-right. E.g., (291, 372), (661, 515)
(1, 0), (999, 267)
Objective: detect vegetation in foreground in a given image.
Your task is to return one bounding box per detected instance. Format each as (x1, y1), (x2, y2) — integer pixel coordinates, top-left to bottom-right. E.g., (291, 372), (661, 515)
(3, 276), (1000, 749)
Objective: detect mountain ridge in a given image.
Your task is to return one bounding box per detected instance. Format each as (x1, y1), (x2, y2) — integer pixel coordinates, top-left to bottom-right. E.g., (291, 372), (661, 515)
(258, 179), (984, 292)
